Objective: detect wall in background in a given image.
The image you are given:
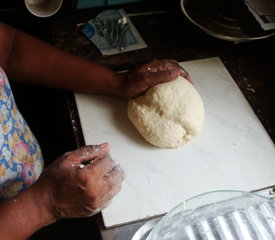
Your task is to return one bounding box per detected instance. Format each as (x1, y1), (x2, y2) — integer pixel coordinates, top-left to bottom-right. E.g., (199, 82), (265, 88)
(74, 0), (150, 9)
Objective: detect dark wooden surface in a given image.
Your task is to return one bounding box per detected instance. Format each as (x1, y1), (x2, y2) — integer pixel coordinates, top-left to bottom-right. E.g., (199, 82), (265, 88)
(0, 1), (274, 239)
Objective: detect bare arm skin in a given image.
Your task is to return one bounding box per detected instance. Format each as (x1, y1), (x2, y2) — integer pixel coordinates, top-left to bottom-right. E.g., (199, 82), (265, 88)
(0, 22), (189, 98)
(0, 22), (122, 96)
(0, 143), (124, 240)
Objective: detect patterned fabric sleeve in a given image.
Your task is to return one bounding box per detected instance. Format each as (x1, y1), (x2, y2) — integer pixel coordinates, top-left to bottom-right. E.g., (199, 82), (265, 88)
(0, 67), (44, 201)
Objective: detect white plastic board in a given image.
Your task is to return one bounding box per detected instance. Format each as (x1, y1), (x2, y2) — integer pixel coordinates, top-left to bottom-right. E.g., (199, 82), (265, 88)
(74, 57), (275, 228)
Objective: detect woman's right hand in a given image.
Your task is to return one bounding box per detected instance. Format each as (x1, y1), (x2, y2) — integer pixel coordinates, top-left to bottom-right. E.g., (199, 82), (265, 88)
(32, 143), (124, 222)
(117, 59), (192, 98)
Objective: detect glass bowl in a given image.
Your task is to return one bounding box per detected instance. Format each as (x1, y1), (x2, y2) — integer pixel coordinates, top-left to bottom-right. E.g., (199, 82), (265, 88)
(147, 190), (275, 240)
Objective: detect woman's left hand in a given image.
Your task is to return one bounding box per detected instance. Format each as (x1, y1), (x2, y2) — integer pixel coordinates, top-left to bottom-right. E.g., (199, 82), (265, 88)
(118, 59), (192, 98)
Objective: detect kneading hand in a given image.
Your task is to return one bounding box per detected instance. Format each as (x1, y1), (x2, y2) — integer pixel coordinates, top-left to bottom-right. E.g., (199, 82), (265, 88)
(119, 59), (192, 98)
(32, 143), (124, 221)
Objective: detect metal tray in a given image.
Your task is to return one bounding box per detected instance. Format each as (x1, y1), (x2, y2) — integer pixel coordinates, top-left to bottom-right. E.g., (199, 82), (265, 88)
(180, 0), (275, 42)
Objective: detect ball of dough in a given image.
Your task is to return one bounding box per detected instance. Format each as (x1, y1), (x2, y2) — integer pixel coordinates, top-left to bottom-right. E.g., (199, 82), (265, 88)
(127, 76), (204, 148)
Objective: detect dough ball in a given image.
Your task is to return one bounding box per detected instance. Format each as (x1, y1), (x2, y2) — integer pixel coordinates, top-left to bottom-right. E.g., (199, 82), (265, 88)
(127, 76), (204, 148)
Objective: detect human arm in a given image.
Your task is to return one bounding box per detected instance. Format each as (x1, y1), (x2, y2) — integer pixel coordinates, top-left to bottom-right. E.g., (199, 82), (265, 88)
(0, 22), (190, 98)
(0, 143), (124, 240)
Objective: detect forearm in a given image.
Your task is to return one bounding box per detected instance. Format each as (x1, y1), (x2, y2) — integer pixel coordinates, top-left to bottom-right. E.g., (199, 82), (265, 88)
(0, 186), (54, 240)
(0, 22), (123, 95)
(0, 143), (124, 239)
(0, 22), (186, 98)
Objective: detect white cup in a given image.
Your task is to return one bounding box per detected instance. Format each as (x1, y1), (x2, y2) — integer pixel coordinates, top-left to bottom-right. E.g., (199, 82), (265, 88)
(24, 0), (63, 18)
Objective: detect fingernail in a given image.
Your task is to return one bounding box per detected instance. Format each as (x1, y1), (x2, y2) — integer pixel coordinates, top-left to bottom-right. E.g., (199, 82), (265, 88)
(99, 142), (109, 150)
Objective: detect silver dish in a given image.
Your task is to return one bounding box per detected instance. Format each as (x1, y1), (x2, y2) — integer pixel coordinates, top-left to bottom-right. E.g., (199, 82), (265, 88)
(180, 0), (275, 42)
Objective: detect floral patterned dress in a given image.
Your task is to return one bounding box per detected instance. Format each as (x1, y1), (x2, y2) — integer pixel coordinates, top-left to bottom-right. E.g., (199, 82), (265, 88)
(0, 67), (44, 201)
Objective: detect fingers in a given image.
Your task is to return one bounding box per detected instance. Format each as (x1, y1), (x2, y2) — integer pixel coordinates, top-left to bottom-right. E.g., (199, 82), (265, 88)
(84, 154), (116, 177)
(65, 143), (111, 166)
(103, 164), (125, 181)
(145, 59), (193, 85)
(146, 68), (179, 85)
(91, 164), (124, 211)
(85, 154), (124, 190)
(143, 59), (179, 73)
(81, 157), (124, 213)
(146, 59), (178, 69)
(78, 151), (124, 194)
(177, 65), (193, 84)
(182, 73), (193, 84)
(64, 143), (123, 184)
(163, 61), (193, 84)
(102, 164), (124, 198)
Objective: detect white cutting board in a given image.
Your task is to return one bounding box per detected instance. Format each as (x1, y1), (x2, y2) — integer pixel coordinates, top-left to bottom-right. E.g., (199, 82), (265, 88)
(74, 57), (275, 228)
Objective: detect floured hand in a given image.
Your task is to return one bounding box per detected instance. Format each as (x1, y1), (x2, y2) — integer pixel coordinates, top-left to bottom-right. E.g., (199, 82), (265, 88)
(119, 59), (192, 98)
(32, 143), (124, 221)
